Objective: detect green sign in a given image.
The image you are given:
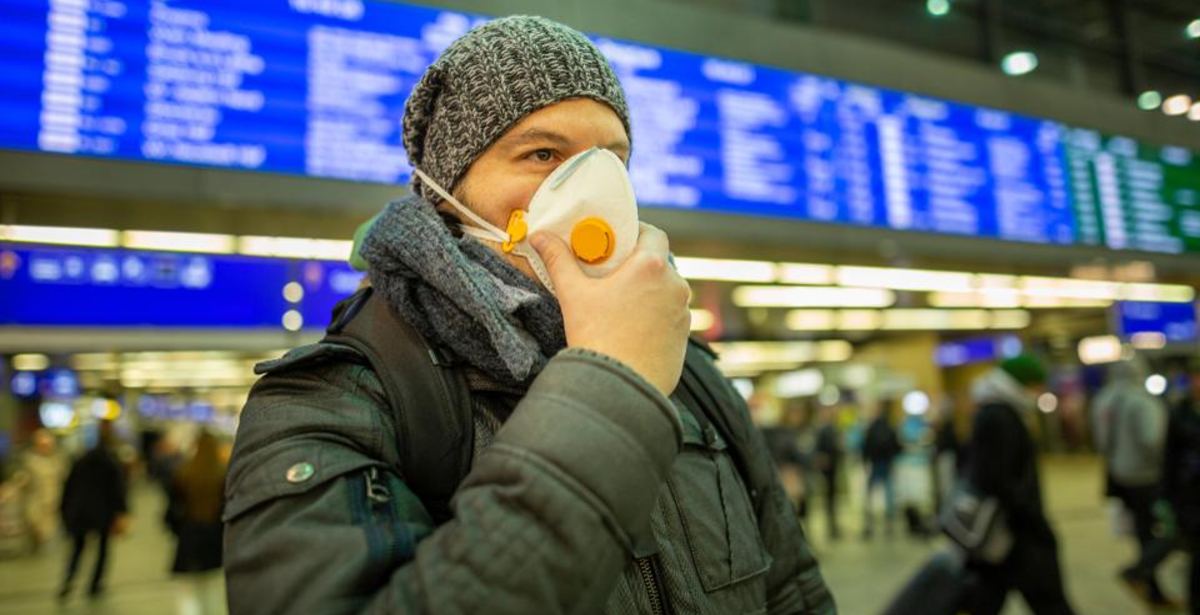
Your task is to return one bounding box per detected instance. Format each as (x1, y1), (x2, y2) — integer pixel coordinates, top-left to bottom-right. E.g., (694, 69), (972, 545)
(1065, 129), (1200, 254)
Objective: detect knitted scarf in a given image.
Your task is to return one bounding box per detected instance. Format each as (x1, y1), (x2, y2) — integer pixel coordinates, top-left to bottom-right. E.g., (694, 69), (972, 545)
(359, 196), (567, 387)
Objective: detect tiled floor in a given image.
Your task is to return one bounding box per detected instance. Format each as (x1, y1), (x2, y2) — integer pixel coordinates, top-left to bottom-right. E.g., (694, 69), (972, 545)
(0, 455), (1190, 614)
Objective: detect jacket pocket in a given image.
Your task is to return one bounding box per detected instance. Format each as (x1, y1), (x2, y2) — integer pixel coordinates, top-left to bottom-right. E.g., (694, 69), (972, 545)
(667, 407), (771, 592)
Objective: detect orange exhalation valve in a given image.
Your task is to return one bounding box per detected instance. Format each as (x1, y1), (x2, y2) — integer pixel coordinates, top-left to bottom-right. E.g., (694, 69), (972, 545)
(503, 210), (527, 253)
(570, 217), (615, 264)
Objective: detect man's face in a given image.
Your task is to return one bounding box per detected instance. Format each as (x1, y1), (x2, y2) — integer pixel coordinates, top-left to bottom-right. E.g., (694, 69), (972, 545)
(448, 97), (630, 281)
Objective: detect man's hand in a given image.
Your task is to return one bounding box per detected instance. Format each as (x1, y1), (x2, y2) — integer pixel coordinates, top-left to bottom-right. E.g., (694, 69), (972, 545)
(533, 223), (690, 396)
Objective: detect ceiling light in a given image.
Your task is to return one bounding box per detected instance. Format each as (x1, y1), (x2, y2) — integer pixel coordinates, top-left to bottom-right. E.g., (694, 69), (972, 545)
(732, 286), (895, 308)
(929, 290), (1023, 308)
(1190, 102), (1200, 121)
(1078, 335), (1123, 365)
(990, 310), (1032, 329)
(1137, 90), (1163, 111)
(773, 369), (825, 398)
(776, 262), (836, 285)
(1130, 331), (1167, 350)
(1163, 94), (1193, 116)
(239, 236), (352, 260)
(838, 310), (883, 330)
(1020, 276), (1120, 300)
(13, 353), (51, 371)
(0, 225), (119, 248)
(1187, 19), (1200, 39)
(926, 0), (950, 17)
(1001, 51), (1038, 76)
(817, 340), (854, 362)
(1120, 283), (1195, 303)
(1145, 374), (1168, 396)
(1037, 393), (1058, 414)
(785, 310), (837, 331)
(882, 309), (990, 330)
(903, 391), (930, 416)
(674, 257), (776, 283)
(282, 309), (304, 332)
(122, 230), (236, 254)
(837, 265), (975, 292)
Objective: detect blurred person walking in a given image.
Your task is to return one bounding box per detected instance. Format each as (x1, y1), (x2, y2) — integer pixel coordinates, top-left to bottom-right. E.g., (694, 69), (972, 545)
(169, 431), (226, 615)
(1090, 359), (1171, 605)
(814, 405), (843, 539)
(21, 429), (66, 552)
(963, 356), (1076, 615)
(1158, 360), (1200, 613)
(58, 420), (129, 600)
(861, 400), (901, 538)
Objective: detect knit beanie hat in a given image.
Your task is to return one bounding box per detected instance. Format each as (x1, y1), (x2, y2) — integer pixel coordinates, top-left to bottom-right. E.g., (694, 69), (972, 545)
(999, 354), (1048, 387)
(402, 15), (631, 205)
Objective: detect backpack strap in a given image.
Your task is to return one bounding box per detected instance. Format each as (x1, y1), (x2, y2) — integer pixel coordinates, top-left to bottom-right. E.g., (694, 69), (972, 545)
(322, 287), (473, 524)
(677, 339), (772, 517)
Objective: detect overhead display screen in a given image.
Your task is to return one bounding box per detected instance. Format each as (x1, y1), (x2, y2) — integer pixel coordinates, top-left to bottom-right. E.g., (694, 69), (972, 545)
(1, 0), (1197, 252)
(1064, 130), (1200, 254)
(0, 244), (294, 327)
(1113, 300), (1198, 343)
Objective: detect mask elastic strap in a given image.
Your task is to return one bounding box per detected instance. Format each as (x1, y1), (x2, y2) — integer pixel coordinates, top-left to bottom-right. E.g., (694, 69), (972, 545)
(413, 168), (509, 243)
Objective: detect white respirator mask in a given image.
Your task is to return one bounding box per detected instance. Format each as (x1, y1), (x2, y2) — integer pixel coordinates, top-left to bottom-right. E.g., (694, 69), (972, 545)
(413, 147), (639, 294)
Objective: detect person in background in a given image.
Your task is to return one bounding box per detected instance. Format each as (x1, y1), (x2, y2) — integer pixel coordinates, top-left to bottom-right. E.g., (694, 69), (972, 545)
(170, 431), (227, 615)
(763, 402), (811, 520)
(21, 429), (66, 552)
(932, 400), (963, 514)
(964, 355), (1076, 615)
(1090, 358), (1171, 606)
(1160, 360), (1200, 614)
(58, 420), (129, 600)
(814, 404), (843, 540)
(861, 399), (901, 538)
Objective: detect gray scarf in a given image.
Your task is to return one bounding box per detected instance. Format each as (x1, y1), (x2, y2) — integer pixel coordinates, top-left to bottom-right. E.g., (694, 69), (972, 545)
(360, 196), (567, 387)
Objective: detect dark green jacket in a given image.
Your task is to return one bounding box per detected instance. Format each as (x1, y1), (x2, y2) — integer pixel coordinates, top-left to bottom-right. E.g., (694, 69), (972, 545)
(224, 342), (835, 614)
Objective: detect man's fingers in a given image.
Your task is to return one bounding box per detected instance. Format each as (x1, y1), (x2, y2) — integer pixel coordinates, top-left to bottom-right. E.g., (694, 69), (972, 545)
(531, 231), (585, 287)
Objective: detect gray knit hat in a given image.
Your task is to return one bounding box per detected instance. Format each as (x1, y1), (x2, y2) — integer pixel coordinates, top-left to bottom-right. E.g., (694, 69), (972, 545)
(402, 15), (631, 205)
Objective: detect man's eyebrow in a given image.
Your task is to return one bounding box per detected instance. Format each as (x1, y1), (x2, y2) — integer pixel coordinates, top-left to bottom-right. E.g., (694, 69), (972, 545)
(605, 140), (631, 153)
(501, 128), (573, 148)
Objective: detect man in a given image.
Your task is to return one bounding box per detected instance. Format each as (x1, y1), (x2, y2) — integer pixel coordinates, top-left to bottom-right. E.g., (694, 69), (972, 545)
(223, 16), (835, 614)
(59, 420), (129, 599)
(1090, 358), (1170, 605)
(963, 356), (1076, 615)
(861, 400), (900, 538)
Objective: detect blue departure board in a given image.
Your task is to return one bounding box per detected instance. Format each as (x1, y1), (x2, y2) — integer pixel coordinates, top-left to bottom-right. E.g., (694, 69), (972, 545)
(1114, 301), (1198, 343)
(0, 0), (1195, 251)
(0, 243), (295, 327)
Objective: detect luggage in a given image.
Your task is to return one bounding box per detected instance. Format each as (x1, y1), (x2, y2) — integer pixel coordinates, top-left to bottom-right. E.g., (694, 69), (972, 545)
(880, 549), (971, 615)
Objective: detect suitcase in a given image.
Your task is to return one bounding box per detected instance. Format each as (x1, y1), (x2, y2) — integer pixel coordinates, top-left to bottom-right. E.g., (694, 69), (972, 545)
(880, 549), (972, 615)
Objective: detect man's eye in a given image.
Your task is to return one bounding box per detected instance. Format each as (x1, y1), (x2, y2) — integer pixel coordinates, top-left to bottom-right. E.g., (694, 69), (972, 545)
(528, 149), (555, 163)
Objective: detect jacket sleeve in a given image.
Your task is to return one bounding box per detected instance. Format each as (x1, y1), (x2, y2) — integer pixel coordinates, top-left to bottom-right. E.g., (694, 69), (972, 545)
(223, 347), (682, 615)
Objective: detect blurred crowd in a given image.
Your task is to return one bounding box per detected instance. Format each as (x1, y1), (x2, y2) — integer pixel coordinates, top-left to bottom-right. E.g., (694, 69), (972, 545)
(0, 353), (1197, 614)
(756, 355), (1200, 615)
(0, 421), (229, 614)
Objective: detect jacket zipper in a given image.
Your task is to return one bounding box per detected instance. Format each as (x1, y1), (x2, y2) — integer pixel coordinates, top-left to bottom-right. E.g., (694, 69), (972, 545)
(635, 556), (667, 615)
